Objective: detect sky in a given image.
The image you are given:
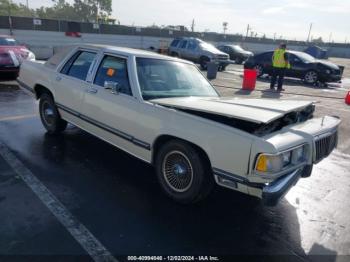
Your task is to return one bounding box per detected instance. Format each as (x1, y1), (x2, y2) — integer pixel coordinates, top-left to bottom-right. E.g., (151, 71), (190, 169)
(14, 0), (350, 42)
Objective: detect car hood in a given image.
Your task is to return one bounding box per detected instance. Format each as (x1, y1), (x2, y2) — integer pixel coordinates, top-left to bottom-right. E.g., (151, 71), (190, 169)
(315, 60), (339, 70)
(241, 50), (253, 56)
(150, 97), (313, 124)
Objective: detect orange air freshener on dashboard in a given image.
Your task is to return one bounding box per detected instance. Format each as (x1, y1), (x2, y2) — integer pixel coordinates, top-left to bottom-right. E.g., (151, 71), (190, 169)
(107, 68), (115, 77)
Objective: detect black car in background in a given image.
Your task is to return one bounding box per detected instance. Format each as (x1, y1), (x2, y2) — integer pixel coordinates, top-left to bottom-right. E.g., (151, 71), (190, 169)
(244, 50), (343, 84)
(217, 44), (253, 64)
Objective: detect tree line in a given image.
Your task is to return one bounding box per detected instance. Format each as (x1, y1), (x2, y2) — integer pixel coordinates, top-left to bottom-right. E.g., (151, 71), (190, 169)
(0, 0), (113, 23)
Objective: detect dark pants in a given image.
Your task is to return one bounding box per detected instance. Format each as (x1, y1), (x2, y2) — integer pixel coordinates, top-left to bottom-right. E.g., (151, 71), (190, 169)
(270, 67), (285, 90)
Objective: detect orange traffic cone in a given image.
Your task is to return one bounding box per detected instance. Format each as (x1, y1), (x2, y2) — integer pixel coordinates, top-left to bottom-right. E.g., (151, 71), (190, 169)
(346, 91), (350, 105)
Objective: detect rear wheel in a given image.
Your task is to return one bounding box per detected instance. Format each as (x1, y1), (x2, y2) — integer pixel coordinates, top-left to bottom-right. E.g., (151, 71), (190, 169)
(155, 140), (214, 204)
(39, 93), (67, 135)
(303, 70), (318, 85)
(200, 56), (210, 70)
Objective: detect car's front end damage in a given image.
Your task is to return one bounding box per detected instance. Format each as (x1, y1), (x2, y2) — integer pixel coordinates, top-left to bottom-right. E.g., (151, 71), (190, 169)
(151, 96), (341, 205)
(214, 115), (340, 206)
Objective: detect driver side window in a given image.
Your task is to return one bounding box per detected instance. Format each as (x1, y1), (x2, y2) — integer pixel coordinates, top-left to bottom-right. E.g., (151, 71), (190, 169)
(289, 54), (301, 64)
(94, 55), (132, 96)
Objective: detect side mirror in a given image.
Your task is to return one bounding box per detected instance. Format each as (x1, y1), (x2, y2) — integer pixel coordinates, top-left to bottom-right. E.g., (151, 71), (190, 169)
(104, 81), (120, 94)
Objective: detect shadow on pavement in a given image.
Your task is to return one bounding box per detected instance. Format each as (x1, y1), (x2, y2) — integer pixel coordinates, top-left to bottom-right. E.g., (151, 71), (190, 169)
(24, 127), (306, 256)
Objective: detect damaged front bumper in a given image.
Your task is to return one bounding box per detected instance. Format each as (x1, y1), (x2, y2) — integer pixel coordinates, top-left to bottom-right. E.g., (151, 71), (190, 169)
(261, 168), (301, 206)
(214, 167), (303, 206)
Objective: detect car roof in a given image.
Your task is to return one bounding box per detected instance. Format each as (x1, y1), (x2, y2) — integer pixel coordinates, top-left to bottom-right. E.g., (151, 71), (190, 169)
(79, 44), (194, 64)
(0, 35), (14, 38)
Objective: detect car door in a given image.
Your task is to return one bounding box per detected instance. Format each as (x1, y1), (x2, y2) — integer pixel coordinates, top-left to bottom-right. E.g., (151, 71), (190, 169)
(80, 53), (151, 158)
(286, 53), (307, 78)
(55, 49), (97, 114)
(184, 40), (198, 61)
(177, 40), (188, 59)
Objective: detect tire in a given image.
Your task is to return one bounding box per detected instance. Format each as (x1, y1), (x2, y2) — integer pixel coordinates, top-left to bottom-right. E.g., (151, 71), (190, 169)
(303, 70), (318, 85)
(235, 57), (243, 64)
(301, 165), (313, 178)
(39, 93), (67, 135)
(218, 65), (227, 72)
(200, 56), (210, 70)
(171, 52), (179, 57)
(155, 140), (214, 204)
(254, 64), (264, 77)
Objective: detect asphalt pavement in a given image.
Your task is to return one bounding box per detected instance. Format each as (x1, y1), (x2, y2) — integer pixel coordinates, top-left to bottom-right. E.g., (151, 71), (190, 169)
(0, 65), (349, 262)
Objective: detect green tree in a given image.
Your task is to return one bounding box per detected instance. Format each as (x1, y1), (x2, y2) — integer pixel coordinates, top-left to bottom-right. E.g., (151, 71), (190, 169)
(0, 0), (34, 17)
(73, 0), (112, 22)
(0, 0), (113, 22)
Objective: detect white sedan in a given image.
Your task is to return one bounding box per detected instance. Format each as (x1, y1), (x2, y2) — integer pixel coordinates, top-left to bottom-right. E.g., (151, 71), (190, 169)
(17, 45), (340, 205)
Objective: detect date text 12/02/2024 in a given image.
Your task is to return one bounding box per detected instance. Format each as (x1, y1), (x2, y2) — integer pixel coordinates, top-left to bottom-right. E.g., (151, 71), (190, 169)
(127, 256), (220, 261)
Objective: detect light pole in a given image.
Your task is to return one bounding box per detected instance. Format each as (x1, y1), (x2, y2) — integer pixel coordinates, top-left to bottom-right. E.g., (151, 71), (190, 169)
(306, 23), (313, 42)
(7, 0), (13, 35)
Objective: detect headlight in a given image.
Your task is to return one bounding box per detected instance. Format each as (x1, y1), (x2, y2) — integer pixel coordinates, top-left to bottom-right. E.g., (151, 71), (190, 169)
(27, 51), (36, 61)
(255, 145), (308, 174)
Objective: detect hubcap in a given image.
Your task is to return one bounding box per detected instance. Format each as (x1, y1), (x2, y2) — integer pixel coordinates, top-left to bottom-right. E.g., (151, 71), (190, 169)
(162, 151), (194, 193)
(255, 65), (263, 76)
(42, 101), (55, 126)
(305, 71), (317, 83)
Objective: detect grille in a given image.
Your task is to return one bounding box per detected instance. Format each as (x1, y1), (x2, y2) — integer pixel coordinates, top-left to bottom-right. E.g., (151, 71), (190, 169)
(315, 131), (338, 162)
(217, 55), (229, 60)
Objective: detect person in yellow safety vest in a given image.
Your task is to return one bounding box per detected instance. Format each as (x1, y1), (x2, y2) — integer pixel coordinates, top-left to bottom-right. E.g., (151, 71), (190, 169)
(270, 43), (291, 92)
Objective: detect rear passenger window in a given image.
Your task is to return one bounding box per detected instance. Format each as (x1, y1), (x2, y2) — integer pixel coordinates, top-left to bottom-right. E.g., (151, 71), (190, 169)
(61, 51), (96, 81)
(94, 55), (132, 96)
(171, 40), (180, 47)
(180, 40), (188, 49)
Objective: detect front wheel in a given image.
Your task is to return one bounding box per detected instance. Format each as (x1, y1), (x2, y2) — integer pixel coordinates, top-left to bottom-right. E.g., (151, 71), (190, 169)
(303, 70), (318, 85)
(39, 93), (67, 135)
(155, 140), (214, 204)
(235, 57), (243, 64)
(254, 64), (264, 77)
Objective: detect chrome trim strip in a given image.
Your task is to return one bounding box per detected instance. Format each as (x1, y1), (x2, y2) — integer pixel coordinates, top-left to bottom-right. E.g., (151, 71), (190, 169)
(212, 167), (263, 188)
(56, 103), (151, 151)
(17, 80), (34, 94)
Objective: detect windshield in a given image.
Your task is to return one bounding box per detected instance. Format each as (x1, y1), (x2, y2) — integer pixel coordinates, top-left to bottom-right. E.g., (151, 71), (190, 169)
(294, 52), (316, 62)
(136, 58), (219, 100)
(232, 45), (244, 52)
(0, 37), (19, 46)
(199, 42), (218, 52)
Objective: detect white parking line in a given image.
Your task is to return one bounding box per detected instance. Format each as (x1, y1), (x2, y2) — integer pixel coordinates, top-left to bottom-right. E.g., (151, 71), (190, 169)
(0, 142), (118, 262)
(0, 114), (37, 122)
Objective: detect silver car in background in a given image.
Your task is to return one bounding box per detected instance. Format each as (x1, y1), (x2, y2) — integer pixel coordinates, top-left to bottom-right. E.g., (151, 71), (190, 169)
(168, 37), (229, 70)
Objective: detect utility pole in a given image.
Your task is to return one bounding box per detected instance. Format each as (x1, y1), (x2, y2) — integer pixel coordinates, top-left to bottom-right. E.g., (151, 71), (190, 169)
(223, 22), (228, 35)
(7, 0), (13, 35)
(191, 19), (195, 32)
(306, 23), (313, 42)
(245, 24), (251, 40)
(328, 32), (333, 43)
(26, 0), (29, 9)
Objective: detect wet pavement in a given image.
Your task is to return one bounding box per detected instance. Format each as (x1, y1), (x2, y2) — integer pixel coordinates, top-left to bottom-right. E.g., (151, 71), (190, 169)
(0, 67), (350, 261)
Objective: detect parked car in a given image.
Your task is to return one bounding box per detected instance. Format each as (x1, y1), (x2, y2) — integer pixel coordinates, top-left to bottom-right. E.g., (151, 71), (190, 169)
(168, 37), (229, 70)
(0, 35), (35, 80)
(244, 50), (343, 84)
(217, 44), (253, 64)
(18, 44), (340, 206)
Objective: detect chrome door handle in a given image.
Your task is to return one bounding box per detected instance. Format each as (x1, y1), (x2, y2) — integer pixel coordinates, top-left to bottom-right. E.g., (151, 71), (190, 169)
(86, 88), (98, 94)
(55, 76), (62, 81)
